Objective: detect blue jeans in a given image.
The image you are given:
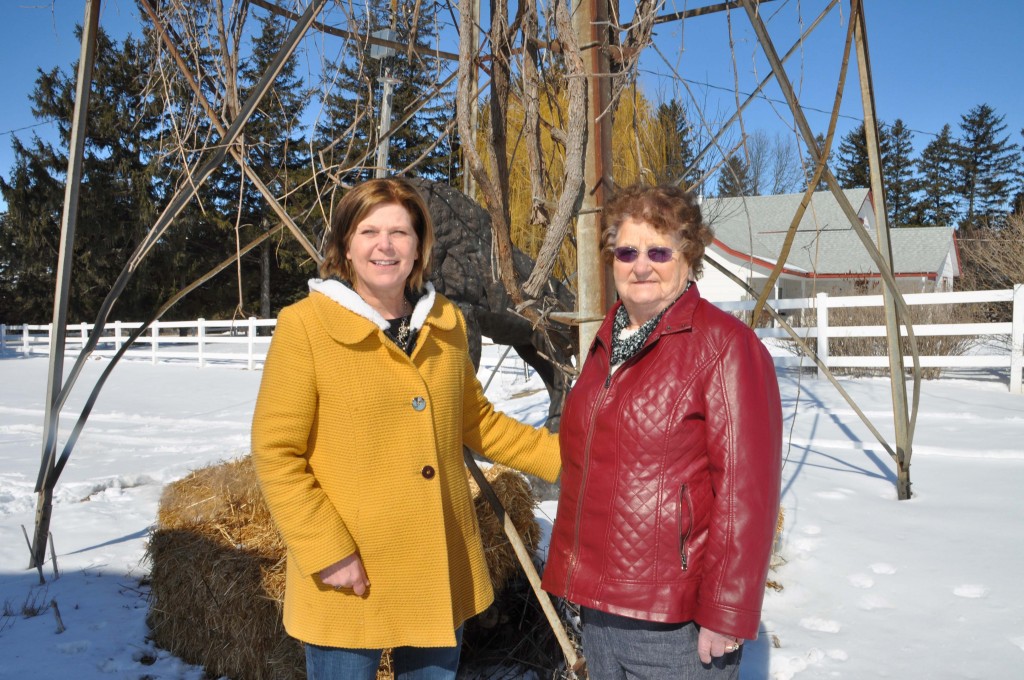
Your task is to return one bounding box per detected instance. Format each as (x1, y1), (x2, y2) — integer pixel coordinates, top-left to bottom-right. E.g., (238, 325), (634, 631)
(581, 607), (740, 680)
(305, 626), (464, 680)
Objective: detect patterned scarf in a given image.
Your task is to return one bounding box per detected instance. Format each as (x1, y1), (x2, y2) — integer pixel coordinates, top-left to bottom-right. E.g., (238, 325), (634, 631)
(609, 282), (692, 366)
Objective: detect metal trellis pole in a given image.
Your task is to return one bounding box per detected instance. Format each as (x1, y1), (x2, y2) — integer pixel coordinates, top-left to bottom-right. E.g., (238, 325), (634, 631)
(30, 0), (102, 574)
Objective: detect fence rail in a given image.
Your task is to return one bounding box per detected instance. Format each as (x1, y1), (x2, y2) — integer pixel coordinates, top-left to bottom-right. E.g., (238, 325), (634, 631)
(0, 317), (277, 370)
(3, 285), (1022, 392)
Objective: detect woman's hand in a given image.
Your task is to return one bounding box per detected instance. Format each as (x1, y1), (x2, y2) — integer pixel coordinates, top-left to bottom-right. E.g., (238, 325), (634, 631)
(319, 553), (370, 596)
(697, 626), (742, 664)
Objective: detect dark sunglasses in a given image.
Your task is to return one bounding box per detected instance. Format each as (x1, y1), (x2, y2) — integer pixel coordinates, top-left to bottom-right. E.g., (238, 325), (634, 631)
(613, 246), (677, 264)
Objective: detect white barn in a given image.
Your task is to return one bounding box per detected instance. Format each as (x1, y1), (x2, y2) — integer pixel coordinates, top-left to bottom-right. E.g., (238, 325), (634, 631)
(698, 189), (961, 303)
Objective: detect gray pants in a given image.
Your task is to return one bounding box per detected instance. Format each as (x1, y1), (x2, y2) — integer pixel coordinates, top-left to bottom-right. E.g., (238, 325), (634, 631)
(581, 607), (741, 680)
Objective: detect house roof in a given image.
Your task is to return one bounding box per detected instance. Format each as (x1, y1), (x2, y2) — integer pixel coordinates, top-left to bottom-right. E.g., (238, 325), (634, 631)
(703, 190), (959, 277)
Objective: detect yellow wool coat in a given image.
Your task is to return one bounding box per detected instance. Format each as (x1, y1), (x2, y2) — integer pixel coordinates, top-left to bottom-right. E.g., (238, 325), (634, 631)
(251, 282), (560, 649)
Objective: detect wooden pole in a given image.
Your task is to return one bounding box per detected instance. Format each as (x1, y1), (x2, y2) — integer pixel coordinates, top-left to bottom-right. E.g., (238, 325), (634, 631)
(852, 2), (913, 499)
(463, 449), (585, 674)
(573, 0), (615, 362)
(31, 0), (102, 572)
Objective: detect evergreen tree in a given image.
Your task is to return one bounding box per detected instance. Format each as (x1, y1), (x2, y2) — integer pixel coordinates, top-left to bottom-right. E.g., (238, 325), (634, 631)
(803, 132), (830, 191)
(956, 103), (1018, 229)
(716, 155), (755, 197)
(912, 124), (959, 226)
(835, 123), (874, 189)
(885, 119), (916, 226)
(314, 0), (453, 184)
(1011, 128), (1024, 215)
(655, 99), (699, 188)
(0, 28), (164, 323)
(227, 12), (312, 318)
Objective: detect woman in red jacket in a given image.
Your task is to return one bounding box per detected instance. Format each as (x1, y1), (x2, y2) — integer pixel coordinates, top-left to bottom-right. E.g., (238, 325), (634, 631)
(542, 184), (782, 678)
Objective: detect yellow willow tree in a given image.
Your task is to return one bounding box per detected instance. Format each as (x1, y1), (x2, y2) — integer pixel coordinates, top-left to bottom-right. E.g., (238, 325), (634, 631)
(477, 83), (673, 292)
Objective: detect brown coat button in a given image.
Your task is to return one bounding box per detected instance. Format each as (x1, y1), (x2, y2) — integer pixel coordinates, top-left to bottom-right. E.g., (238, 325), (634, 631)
(421, 465), (436, 479)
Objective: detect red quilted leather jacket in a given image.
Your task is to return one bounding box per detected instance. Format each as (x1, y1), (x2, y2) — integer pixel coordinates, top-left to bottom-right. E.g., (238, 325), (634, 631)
(541, 284), (782, 640)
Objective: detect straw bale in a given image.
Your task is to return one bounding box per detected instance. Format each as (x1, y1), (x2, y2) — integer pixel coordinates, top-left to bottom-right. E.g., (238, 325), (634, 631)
(146, 457), (541, 680)
(466, 462), (540, 592)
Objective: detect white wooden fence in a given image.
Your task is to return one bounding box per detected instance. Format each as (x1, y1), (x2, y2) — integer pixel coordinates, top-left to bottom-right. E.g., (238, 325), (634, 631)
(3, 285), (1022, 392)
(0, 317), (277, 371)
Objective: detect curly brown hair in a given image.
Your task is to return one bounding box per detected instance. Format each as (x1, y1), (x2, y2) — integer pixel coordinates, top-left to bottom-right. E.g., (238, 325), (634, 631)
(319, 178), (435, 291)
(601, 184), (714, 278)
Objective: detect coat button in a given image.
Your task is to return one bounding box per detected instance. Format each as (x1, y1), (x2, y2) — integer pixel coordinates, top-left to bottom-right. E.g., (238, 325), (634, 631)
(412, 396), (426, 411)
(421, 465), (436, 479)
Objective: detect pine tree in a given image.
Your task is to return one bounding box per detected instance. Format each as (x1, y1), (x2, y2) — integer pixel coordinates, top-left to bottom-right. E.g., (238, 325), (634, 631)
(232, 12), (312, 318)
(835, 123), (873, 189)
(956, 104), (1018, 229)
(1011, 128), (1024, 215)
(716, 155), (755, 197)
(0, 28), (164, 323)
(313, 0), (453, 184)
(885, 119), (916, 226)
(912, 124), (959, 226)
(654, 100), (699, 189)
(803, 132), (831, 191)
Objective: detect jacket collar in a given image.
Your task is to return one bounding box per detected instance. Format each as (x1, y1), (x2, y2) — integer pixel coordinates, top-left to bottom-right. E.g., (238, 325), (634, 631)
(306, 279), (456, 345)
(595, 281), (701, 352)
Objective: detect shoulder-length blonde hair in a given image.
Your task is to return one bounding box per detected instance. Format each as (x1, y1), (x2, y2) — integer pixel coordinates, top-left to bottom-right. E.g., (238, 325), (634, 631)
(319, 178), (435, 291)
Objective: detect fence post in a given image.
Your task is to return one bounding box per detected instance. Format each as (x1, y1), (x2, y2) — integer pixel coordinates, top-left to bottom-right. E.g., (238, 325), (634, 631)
(1011, 284), (1023, 394)
(198, 318), (206, 368)
(113, 320), (123, 353)
(246, 317), (256, 370)
(816, 292), (829, 380)
(0, 323), (5, 354)
(151, 320), (160, 365)
(23, 325), (31, 355)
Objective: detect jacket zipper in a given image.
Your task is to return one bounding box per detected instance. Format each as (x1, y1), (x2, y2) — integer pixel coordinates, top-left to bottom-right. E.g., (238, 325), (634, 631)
(565, 356), (614, 595)
(565, 332), (662, 590)
(679, 484), (693, 571)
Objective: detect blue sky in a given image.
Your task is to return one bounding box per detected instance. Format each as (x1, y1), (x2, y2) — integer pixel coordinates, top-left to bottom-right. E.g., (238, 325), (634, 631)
(1, 1), (1021, 209)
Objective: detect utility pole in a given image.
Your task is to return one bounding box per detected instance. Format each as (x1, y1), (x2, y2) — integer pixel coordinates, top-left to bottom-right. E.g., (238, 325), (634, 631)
(573, 0), (616, 361)
(374, 71), (400, 178)
(371, 13), (400, 179)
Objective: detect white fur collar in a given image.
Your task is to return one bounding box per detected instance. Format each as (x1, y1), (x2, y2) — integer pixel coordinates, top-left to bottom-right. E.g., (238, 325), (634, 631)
(308, 279), (435, 332)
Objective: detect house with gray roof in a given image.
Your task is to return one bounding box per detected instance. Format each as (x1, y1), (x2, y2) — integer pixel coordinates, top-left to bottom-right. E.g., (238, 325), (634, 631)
(698, 188), (961, 303)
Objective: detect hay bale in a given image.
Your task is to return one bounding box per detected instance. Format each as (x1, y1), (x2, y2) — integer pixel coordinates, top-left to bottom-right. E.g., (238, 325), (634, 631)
(466, 462), (540, 592)
(147, 457), (300, 680)
(146, 457), (541, 680)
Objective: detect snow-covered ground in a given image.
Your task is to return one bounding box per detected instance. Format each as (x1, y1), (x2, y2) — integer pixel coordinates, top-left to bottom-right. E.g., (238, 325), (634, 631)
(1, 348), (1023, 679)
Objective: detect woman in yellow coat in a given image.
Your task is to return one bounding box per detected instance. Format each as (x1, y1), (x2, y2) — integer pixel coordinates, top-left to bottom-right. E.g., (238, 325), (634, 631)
(251, 178), (560, 680)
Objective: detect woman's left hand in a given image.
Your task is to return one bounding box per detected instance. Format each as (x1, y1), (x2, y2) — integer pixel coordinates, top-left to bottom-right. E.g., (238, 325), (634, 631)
(697, 627), (742, 664)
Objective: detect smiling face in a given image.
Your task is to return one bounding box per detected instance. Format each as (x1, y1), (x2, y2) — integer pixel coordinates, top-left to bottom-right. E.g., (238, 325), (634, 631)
(345, 202), (419, 304)
(612, 217), (691, 326)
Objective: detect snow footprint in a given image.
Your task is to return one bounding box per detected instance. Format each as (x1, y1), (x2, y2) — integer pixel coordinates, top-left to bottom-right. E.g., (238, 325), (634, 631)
(870, 562), (896, 575)
(953, 584), (989, 598)
(857, 594), (893, 610)
(799, 617), (841, 633)
(848, 573), (874, 589)
(814, 488), (854, 500)
(791, 524), (822, 558)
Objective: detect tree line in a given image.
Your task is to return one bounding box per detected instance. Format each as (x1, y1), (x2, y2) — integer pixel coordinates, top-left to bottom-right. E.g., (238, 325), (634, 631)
(2, 3), (1022, 325)
(0, 3), (454, 325)
(716, 106), (1023, 234)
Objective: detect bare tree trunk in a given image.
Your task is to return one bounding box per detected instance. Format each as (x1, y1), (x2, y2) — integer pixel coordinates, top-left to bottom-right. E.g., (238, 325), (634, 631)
(457, 0), (522, 306)
(261, 220), (271, 319)
(521, 0), (548, 249)
(521, 0), (588, 300)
